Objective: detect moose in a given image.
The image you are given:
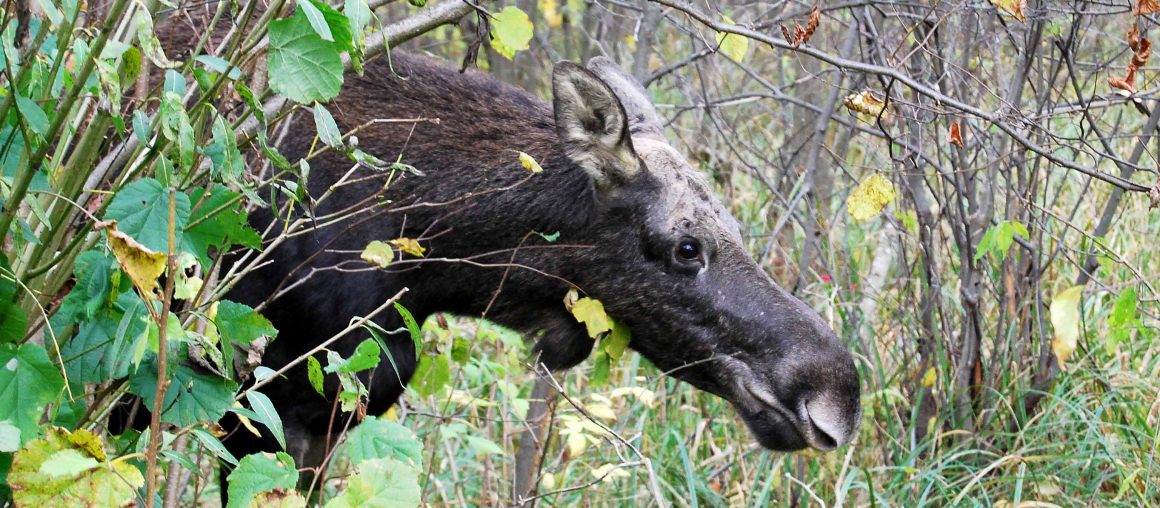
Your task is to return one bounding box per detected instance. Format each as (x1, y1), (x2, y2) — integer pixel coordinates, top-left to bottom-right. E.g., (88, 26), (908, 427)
(225, 50), (862, 477)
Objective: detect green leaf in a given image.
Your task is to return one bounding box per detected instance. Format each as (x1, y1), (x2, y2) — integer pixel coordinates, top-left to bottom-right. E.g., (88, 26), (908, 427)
(450, 336), (469, 364)
(0, 256), (28, 344)
(342, 416), (422, 467)
(410, 354), (450, 398)
(0, 343), (64, 446)
(464, 435), (504, 456)
(59, 291), (150, 384)
(202, 115), (245, 184)
(8, 428), (144, 507)
(394, 302), (421, 355)
(105, 178), (191, 254)
(245, 391), (287, 450)
(716, 16), (749, 62)
(214, 300), (278, 346)
(134, 10), (177, 68)
(296, 0), (334, 41)
(38, 449), (99, 478)
(569, 297), (612, 338)
(307, 356), (326, 396)
(267, 9), (343, 103)
(490, 7), (534, 60)
(1107, 287), (1138, 353)
(191, 428), (238, 466)
(325, 457), (420, 508)
(590, 350), (611, 387)
(0, 420), (21, 452)
(309, 0), (354, 53)
(602, 320), (631, 362)
(15, 94), (49, 135)
(361, 240), (394, 268)
(345, 0), (373, 32)
(226, 452), (299, 508)
(185, 185), (262, 267)
(128, 350), (238, 427)
(313, 102), (344, 148)
(325, 338), (381, 374)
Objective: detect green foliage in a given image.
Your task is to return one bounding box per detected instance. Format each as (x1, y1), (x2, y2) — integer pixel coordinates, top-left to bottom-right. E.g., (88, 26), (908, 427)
(267, 7), (345, 103)
(342, 416), (422, 468)
(128, 349), (238, 427)
(325, 457), (420, 508)
(0, 257), (28, 344)
(975, 220), (1029, 262)
(490, 7), (534, 60)
(226, 452), (299, 508)
(7, 428), (143, 507)
(0, 343), (63, 447)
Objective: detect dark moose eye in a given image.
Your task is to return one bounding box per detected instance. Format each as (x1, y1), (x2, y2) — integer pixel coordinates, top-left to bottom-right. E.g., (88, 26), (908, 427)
(676, 239), (701, 261)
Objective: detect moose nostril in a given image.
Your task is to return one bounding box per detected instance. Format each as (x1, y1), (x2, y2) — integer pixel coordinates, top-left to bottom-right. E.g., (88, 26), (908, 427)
(804, 398), (848, 450)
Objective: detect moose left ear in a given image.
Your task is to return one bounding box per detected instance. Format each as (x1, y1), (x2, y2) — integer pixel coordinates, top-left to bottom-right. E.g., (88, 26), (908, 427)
(552, 61), (640, 191)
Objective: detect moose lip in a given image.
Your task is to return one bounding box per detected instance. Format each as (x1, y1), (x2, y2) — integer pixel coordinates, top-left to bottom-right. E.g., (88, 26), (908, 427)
(744, 382), (838, 451)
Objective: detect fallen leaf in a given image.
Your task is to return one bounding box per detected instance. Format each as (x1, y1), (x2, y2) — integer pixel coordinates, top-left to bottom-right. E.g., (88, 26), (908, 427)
(948, 121), (964, 148)
(846, 173), (896, 222)
(389, 238), (426, 258)
(95, 220), (167, 298)
(1049, 285), (1085, 369)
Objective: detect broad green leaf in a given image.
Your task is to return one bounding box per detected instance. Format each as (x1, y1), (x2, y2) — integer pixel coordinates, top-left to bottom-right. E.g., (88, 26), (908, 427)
(325, 338), (381, 374)
(0, 343), (64, 446)
(185, 185), (262, 267)
(569, 296), (612, 338)
(1049, 285), (1084, 369)
(246, 391), (287, 450)
(0, 420), (19, 451)
(59, 291), (150, 384)
(361, 240), (394, 268)
(215, 300), (278, 346)
(267, 9), (343, 103)
(8, 428), (143, 507)
(345, 0), (373, 32)
(128, 350), (238, 427)
(1107, 287), (1138, 353)
(0, 256), (28, 344)
(297, 0), (334, 41)
(307, 356), (326, 396)
(309, 0), (354, 53)
(325, 457), (420, 508)
(590, 350), (611, 386)
(975, 221), (1029, 262)
(846, 173), (895, 222)
(603, 320), (631, 361)
(134, 10), (177, 68)
(410, 354), (450, 398)
(38, 449), (99, 477)
(195, 55), (242, 79)
(716, 16), (749, 62)
(15, 94), (49, 135)
(342, 416), (422, 467)
(450, 336), (469, 364)
(464, 435), (504, 456)
(225, 452), (298, 508)
(490, 7), (534, 60)
(105, 178), (191, 254)
(313, 102), (344, 148)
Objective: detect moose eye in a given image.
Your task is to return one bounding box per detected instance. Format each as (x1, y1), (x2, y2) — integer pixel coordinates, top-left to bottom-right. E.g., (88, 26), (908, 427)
(676, 239), (701, 261)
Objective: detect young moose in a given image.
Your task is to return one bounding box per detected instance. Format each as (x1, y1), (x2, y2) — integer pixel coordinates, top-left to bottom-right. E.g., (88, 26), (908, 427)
(228, 52), (861, 470)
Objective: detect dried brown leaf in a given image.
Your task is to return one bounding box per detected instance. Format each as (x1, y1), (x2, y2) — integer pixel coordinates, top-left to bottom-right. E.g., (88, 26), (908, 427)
(948, 122), (964, 148)
(780, 5), (821, 48)
(1149, 180), (1160, 209)
(1134, 0), (1160, 16)
(844, 90), (889, 122)
(1110, 26), (1151, 95)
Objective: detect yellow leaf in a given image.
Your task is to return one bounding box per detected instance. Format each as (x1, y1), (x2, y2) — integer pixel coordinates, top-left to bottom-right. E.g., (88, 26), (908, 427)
(846, 173), (896, 222)
(361, 240), (395, 267)
(585, 402), (616, 421)
(389, 238), (426, 257)
(568, 296), (612, 338)
(566, 432), (587, 457)
(232, 401), (263, 438)
(540, 472), (557, 490)
(491, 6), (534, 60)
(591, 463), (630, 481)
(518, 151), (543, 173)
(97, 221), (167, 298)
(844, 90), (890, 122)
(716, 16), (749, 62)
(1050, 285), (1085, 369)
(989, 0), (1027, 21)
(921, 367), (936, 388)
(540, 0), (563, 28)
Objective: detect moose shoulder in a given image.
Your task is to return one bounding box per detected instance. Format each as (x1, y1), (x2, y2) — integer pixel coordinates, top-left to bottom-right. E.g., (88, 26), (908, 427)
(228, 52), (861, 467)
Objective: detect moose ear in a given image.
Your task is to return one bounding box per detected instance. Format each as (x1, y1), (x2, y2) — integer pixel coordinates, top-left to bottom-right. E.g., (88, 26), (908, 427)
(552, 61), (640, 191)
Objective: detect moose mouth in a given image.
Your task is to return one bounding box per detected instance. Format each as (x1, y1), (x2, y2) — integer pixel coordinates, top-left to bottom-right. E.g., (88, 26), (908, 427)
(744, 382), (840, 451)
